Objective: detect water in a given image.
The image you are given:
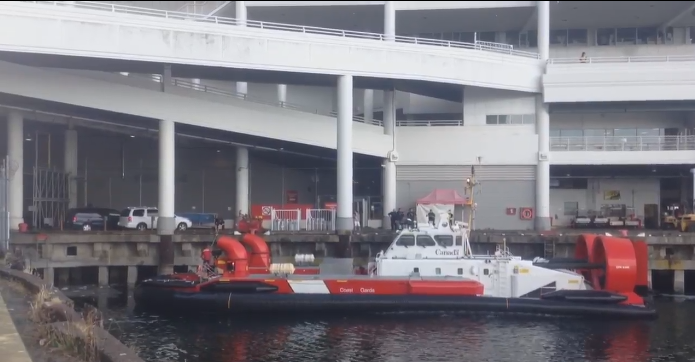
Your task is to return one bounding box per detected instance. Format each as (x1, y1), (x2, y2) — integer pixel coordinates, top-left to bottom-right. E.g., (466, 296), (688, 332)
(71, 289), (695, 362)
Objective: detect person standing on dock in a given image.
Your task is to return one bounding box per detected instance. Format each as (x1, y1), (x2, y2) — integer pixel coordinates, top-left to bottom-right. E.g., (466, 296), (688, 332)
(388, 208), (398, 230)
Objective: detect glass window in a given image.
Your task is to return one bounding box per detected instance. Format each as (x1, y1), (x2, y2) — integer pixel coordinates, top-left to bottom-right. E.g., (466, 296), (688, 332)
(434, 235), (454, 247)
(486, 115), (498, 125)
(505, 31), (520, 46)
(416, 235), (437, 247)
(550, 29), (568, 45)
(457, 268), (464, 275)
(560, 129), (583, 137)
(583, 129), (609, 137)
(396, 235), (415, 246)
(614, 129), (637, 137)
(616, 28), (637, 45)
(567, 29), (588, 45)
(478, 31), (496, 42)
(132, 209), (145, 217)
(637, 128), (660, 136)
(549, 129), (561, 137)
(564, 202), (579, 216)
(120, 209), (131, 217)
(146, 209), (158, 216)
(435, 267), (441, 275)
(509, 115), (524, 124)
(522, 114), (535, 124)
(659, 27), (674, 44)
(498, 115), (508, 125)
(455, 236), (463, 246)
(527, 30), (538, 48)
(597, 28), (615, 46)
(637, 27), (657, 45)
(460, 32), (475, 43)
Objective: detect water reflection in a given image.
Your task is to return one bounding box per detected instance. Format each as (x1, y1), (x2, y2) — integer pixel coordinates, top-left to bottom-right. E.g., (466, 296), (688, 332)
(65, 288), (695, 362)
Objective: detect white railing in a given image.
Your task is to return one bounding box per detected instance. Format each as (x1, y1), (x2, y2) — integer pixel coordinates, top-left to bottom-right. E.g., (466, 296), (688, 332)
(395, 120), (463, 127)
(270, 208), (301, 231)
(145, 74), (380, 126)
(306, 209), (336, 231)
(25, 1), (539, 59)
(550, 135), (695, 152)
(548, 55), (695, 65)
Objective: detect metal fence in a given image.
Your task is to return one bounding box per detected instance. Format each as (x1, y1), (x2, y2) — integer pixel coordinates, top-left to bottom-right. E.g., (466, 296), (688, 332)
(270, 208), (301, 231)
(306, 209), (336, 231)
(0, 157), (10, 251)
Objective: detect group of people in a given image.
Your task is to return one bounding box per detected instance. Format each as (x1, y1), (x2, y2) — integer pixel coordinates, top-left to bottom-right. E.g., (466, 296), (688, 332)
(387, 208), (455, 230)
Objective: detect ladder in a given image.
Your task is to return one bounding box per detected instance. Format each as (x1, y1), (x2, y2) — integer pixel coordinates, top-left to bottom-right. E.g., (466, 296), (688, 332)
(543, 240), (555, 259)
(497, 260), (509, 297)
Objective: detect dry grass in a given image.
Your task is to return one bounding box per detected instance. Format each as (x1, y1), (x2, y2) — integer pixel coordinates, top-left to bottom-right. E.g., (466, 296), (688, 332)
(29, 285), (101, 362)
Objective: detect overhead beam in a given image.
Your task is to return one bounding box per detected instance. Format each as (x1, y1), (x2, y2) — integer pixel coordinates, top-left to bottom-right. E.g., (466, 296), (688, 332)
(662, 1), (695, 28)
(0, 106), (335, 161)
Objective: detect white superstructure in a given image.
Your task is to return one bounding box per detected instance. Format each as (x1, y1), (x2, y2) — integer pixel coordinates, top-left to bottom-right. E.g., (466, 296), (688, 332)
(372, 220), (587, 298)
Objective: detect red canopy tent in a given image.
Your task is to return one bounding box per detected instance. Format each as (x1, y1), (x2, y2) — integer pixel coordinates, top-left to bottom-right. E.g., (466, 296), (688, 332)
(417, 189), (470, 205)
(416, 189), (471, 224)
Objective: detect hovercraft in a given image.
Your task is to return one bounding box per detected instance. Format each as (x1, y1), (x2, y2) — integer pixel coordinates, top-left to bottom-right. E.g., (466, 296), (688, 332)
(134, 226), (656, 319)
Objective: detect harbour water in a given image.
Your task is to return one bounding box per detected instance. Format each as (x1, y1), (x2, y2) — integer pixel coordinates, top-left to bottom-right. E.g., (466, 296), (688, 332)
(69, 288), (695, 362)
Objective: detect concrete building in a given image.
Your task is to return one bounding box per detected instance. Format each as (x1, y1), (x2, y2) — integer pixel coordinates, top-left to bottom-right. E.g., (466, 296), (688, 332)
(1, 0), (695, 235)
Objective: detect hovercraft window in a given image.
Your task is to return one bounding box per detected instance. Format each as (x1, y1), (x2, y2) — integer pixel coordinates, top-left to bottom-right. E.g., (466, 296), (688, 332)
(416, 235), (437, 247)
(413, 267), (420, 273)
(434, 235), (454, 247)
(457, 268), (463, 275)
(435, 268), (441, 275)
(455, 236), (463, 246)
(483, 269), (489, 276)
(396, 235), (415, 247)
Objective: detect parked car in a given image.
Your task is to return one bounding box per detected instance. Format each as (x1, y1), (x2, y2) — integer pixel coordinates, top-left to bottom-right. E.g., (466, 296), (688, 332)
(176, 212), (224, 229)
(118, 207), (192, 231)
(65, 207), (120, 231)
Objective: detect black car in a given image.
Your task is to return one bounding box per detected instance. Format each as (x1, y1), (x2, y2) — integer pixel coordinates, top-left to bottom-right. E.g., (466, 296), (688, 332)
(65, 207), (120, 231)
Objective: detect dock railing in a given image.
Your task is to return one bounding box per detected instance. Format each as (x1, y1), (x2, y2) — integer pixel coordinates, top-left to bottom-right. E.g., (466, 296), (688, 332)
(306, 209), (336, 231)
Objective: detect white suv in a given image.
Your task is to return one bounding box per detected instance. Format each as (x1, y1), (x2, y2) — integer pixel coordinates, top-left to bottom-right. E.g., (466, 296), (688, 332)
(118, 207), (192, 231)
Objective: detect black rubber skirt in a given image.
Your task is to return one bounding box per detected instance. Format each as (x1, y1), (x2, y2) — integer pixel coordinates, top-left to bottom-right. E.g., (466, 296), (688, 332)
(134, 286), (657, 319)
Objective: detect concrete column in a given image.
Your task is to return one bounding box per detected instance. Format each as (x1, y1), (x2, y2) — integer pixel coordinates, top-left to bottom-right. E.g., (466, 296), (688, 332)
(690, 168), (695, 211)
(191, 78), (201, 90)
(336, 75), (354, 232)
(64, 125), (78, 209)
(675, 269), (685, 294)
(161, 65), (172, 92)
(535, 95), (550, 231)
(157, 119), (176, 235)
(7, 111), (23, 229)
(98, 266), (109, 286)
(363, 89), (374, 124)
(235, 1), (248, 95)
(236, 147), (249, 216)
(384, 1), (396, 41)
(383, 90), (395, 134)
(537, 1), (550, 61)
(278, 84), (287, 106)
(127, 266), (138, 286)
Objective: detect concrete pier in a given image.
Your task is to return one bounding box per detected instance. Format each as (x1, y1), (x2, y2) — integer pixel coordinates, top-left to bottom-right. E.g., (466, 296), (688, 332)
(11, 229), (695, 294)
(0, 292), (32, 362)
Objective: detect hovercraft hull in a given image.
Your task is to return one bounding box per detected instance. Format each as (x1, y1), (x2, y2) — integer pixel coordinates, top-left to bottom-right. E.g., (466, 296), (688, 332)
(134, 282), (656, 319)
